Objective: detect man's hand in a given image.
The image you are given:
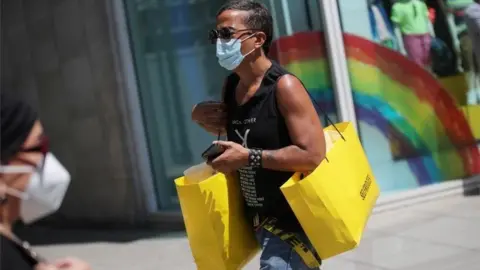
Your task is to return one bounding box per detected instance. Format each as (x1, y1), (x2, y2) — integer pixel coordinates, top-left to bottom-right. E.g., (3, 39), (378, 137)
(208, 141), (249, 173)
(35, 257), (92, 270)
(191, 101), (227, 135)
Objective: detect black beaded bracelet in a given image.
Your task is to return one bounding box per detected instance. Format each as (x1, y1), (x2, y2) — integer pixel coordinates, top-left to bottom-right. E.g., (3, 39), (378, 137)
(248, 149), (263, 168)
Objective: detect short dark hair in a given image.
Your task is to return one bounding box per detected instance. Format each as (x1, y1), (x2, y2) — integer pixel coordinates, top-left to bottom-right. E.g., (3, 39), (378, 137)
(217, 0), (273, 54)
(0, 91), (37, 164)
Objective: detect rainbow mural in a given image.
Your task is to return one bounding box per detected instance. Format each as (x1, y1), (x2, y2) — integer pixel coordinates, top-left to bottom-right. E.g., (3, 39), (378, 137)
(269, 32), (480, 187)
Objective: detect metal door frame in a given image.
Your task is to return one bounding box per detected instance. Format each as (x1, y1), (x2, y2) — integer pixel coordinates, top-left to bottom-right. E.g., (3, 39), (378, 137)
(106, 0), (157, 214)
(317, 0), (358, 130)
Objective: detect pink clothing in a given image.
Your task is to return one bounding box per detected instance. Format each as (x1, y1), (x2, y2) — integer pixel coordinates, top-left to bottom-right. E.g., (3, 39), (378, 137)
(402, 34), (432, 67)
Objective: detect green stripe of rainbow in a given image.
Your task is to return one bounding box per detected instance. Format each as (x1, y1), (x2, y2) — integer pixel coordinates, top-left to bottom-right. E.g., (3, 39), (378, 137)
(269, 32), (480, 185)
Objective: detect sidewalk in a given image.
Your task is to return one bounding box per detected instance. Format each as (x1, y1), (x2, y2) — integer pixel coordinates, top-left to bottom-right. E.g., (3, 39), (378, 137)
(29, 195), (480, 270)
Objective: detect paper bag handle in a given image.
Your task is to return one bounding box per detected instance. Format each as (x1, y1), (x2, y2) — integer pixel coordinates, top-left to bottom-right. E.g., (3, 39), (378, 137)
(280, 75), (345, 141)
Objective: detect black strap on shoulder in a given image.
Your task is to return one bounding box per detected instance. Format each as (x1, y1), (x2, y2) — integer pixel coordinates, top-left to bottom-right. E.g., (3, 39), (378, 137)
(275, 74), (345, 141)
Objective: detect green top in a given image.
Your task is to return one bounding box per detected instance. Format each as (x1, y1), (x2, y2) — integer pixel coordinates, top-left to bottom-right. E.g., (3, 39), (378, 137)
(391, 0), (430, 35)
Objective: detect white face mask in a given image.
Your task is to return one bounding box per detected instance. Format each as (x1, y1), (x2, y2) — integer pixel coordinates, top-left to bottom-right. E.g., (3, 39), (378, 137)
(216, 33), (257, 71)
(0, 153), (71, 224)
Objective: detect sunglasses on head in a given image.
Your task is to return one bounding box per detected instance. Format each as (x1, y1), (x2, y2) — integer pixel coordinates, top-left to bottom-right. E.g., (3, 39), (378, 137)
(208, 27), (260, 44)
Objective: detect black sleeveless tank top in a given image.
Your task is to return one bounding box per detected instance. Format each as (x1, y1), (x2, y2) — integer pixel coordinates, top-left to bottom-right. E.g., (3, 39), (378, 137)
(224, 61), (302, 232)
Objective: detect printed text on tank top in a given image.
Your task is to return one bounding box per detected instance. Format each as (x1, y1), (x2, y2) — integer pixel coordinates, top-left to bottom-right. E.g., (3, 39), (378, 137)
(233, 81), (266, 208)
(225, 61), (300, 231)
(233, 69), (275, 208)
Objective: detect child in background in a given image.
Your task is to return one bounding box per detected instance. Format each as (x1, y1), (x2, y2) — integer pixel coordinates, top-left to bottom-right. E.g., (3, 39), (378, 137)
(391, 0), (432, 67)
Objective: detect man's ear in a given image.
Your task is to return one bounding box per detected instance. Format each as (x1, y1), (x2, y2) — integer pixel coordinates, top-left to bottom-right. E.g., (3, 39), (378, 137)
(254, 32), (267, 49)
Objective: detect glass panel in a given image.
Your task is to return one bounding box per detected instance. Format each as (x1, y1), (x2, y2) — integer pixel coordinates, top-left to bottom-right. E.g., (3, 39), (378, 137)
(336, 0), (480, 194)
(267, 0), (339, 125)
(124, 0), (337, 209)
(124, 0), (229, 209)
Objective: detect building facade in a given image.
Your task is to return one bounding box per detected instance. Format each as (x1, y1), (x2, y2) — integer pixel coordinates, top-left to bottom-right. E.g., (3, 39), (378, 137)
(1, 0), (150, 225)
(2, 0), (479, 225)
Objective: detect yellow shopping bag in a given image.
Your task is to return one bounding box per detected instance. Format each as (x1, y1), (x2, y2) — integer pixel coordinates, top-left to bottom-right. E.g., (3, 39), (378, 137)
(175, 167), (259, 270)
(281, 122), (380, 260)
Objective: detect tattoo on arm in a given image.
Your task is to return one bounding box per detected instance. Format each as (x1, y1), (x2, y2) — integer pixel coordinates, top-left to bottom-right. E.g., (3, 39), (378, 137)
(263, 150), (274, 162)
(261, 146), (318, 171)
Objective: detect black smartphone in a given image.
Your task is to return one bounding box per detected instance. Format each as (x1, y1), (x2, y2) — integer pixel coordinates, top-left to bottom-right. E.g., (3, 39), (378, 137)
(201, 144), (225, 161)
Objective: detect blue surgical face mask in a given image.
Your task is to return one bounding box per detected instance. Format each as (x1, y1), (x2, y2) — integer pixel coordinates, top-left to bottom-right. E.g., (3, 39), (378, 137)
(216, 34), (257, 71)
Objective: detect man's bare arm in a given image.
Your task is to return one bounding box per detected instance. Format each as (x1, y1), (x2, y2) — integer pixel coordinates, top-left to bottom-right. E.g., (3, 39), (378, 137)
(261, 75), (326, 172)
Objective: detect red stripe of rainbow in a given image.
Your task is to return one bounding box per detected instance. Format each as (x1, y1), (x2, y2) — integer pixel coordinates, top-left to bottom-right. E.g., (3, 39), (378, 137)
(269, 31), (480, 185)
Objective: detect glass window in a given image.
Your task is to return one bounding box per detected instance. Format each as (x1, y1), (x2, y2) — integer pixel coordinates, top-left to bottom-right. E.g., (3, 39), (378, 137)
(265, 0), (339, 125)
(124, 0), (229, 209)
(336, 0), (480, 193)
(124, 0), (337, 209)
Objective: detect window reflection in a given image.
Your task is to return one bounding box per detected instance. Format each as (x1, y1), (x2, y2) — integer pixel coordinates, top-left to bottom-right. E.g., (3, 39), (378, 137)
(337, 0), (480, 192)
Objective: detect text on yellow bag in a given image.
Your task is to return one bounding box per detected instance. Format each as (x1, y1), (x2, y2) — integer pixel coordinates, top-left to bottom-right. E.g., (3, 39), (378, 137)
(281, 122), (380, 260)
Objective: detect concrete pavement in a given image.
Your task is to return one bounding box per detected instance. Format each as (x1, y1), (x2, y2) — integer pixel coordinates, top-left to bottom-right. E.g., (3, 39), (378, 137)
(26, 195), (480, 270)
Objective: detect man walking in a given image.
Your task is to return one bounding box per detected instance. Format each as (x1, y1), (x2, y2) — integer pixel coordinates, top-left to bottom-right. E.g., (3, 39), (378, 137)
(191, 1), (326, 269)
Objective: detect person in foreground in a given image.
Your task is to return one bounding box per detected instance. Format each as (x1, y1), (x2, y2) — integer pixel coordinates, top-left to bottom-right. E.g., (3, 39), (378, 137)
(192, 1), (326, 269)
(0, 91), (91, 270)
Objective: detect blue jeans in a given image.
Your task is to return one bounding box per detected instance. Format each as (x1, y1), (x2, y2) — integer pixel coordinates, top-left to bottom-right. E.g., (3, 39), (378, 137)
(255, 229), (321, 270)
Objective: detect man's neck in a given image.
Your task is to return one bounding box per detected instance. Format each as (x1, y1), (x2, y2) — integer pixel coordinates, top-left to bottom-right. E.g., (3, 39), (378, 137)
(235, 56), (272, 86)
